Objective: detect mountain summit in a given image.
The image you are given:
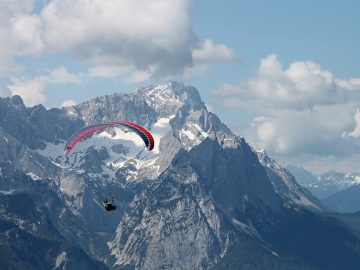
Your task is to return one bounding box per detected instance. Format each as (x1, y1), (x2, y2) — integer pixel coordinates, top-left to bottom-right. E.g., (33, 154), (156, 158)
(1, 82), (360, 269)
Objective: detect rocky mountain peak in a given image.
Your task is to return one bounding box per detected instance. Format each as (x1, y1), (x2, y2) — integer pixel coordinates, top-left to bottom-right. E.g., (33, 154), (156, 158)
(2, 82), (356, 270)
(0, 95), (28, 117)
(9, 94), (24, 104)
(134, 81), (205, 119)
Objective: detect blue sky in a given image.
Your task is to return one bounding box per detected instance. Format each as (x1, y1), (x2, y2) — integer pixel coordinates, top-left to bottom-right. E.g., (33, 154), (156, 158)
(1, 0), (360, 174)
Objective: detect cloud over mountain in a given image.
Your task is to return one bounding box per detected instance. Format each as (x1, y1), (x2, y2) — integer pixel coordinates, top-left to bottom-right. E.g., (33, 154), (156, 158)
(213, 55), (360, 172)
(8, 67), (82, 106)
(0, 0), (235, 80)
(213, 54), (360, 110)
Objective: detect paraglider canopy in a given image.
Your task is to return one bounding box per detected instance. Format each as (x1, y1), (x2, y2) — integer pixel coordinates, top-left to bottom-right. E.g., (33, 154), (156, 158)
(64, 120), (154, 155)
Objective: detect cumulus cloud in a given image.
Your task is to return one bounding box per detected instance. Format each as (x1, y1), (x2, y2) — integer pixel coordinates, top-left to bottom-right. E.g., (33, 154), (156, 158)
(0, 86), (11, 97)
(49, 66), (82, 83)
(0, 0), (41, 73)
(88, 64), (161, 82)
(0, 0), (235, 81)
(183, 39), (236, 78)
(343, 109), (360, 138)
(8, 76), (48, 106)
(245, 104), (359, 156)
(182, 63), (210, 79)
(10, 14), (44, 54)
(337, 78), (360, 91)
(213, 54), (360, 110)
(88, 65), (125, 78)
(192, 39), (235, 63)
(8, 67), (82, 106)
(214, 55), (360, 172)
(205, 103), (215, 113)
(60, 99), (76, 107)
(39, 0), (196, 78)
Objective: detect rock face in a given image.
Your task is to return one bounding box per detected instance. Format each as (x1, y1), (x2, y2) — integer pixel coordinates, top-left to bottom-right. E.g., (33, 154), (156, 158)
(0, 163), (108, 270)
(258, 151), (323, 211)
(1, 81), (360, 270)
(111, 150), (229, 270)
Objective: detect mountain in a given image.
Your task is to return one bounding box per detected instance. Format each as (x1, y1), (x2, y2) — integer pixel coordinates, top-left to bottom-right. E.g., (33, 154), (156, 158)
(286, 166), (318, 187)
(1, 81), (360, 269)
(322, 184), (360, 213)
(0, 162), (108, 270)
(258, 152), (322, 211)
(287, 166), (360, 199)
(332, 211), (360, 235)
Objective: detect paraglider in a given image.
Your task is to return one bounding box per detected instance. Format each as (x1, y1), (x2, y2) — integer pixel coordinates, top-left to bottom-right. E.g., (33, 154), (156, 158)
(64, 120), (155, 154)
(102, 200), (116, 211)
(64, 120), (154, 212)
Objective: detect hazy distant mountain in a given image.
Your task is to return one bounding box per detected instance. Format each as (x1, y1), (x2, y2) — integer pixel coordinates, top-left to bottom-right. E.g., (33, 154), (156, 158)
(287, 165), (360, 199)
(323, 184), (360, 213)
(286, 165), (318, 186)
(1, 82), (360, 269)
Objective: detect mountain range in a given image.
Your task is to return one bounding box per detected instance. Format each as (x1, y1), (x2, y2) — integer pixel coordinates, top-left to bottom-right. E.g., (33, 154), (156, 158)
(1, 81), (360, 269)
(287, 165), (360, 213)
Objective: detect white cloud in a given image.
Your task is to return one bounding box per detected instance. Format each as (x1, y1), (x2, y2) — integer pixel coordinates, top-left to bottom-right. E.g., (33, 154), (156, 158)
(0, 0), (35, 16)
(213, 54), (359, 110)
(183, 39), (236, 79)
(87, 64), (157, 82)
(8, 76), (48, 106)
(0, 0), (38, 73)
(246, 103), (360, 154)
(125, 67), (156, 83)
(205, 103), (214, 113)
(244, 104), (360, 173)
(249, 116), (277, 150)
(39, 0), (195, 78)
(7, 67), (82, 106)
(182, 63), (210, 79)
(215, 55), (360, 173)
(344, 109), (360, 138)
(88, 65), (124, 78)
(10, 14), (44, 54)
(336, 78), (360, 91)
(0, 86), (11, 97)
(192, 39), (235, 62)
(49, 66), (81, 83)
(0, 0), (236, 81)
(0, 1), (43, 72)
(60, 99), (76, 107)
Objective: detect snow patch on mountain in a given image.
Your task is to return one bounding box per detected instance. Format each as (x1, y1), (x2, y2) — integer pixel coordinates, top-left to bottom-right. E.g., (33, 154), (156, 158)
(137, 82), (185, 116)
(60, 174), (84, 199)
(287, 166), (360, 199)
(64, 106), (80, 119)
(178, 123), (209, 150)
(99, 128), (145, 150)
(180, 128), (196, 141)
(55, 252), (68, 269)
(36, 141), (65, 161)
(0, 189), (16, 195)
(26, 172), (41, 180)
(355, 176), (360, 183)
(319, 172), (360, 187)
